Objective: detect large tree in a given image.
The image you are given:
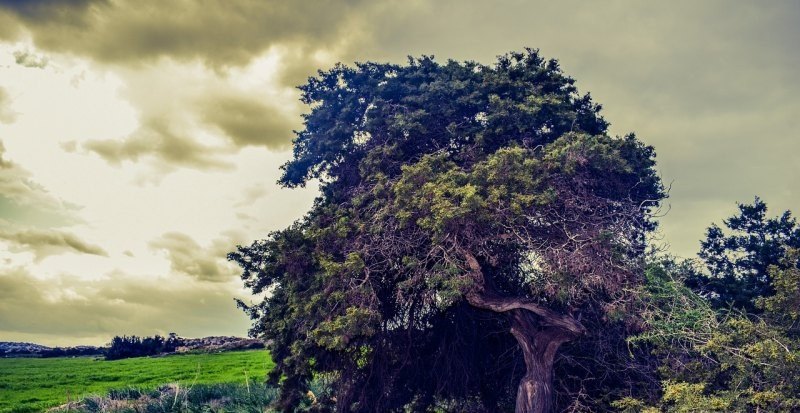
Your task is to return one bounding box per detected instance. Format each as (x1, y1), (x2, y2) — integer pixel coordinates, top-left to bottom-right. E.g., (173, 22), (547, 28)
(231, 50), (664, 413)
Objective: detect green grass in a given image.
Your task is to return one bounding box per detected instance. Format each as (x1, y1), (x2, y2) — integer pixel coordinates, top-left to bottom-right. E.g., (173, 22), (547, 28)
(0, 350), (274, 413)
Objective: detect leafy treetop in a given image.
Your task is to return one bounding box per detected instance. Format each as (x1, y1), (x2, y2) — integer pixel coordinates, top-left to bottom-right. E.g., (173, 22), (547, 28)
(693, 197), (800, 312)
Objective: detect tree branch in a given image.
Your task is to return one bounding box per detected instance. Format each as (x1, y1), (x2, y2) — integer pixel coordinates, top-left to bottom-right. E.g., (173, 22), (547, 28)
(462, 250), (587, 336)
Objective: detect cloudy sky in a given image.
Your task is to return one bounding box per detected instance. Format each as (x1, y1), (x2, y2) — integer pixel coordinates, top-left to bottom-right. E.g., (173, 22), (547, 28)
(0, 0), (798, 346)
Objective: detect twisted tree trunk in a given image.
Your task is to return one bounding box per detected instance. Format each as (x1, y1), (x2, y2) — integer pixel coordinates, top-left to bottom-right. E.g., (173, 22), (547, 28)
(461, 251), (584, 413)
(510, 310), (574, 413)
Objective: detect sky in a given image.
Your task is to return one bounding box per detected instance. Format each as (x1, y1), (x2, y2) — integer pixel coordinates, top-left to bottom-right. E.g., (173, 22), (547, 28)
(0, 0), (798, 346)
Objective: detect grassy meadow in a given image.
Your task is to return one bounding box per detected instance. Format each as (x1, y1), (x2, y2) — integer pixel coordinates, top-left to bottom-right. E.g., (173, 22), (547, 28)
(0, 350), (273, 413)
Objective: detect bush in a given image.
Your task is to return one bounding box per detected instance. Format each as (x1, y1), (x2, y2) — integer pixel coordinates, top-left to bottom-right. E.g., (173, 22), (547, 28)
(105, 333), (182, 360)
(40, 346), (106, 358)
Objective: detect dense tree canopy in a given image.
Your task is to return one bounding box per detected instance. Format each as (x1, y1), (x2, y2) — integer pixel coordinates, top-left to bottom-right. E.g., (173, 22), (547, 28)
(231, 50), (664, 413)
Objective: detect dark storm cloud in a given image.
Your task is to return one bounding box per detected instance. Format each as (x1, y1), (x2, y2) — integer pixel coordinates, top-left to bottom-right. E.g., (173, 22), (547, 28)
(0, 0), (367, 69)
(0, 224), (107, 260)
(149, 231), (242, 283)
(199, 93), (296, 149)
(0, 0), (103, 20)
(83, 116), (233, 171)
(80, 105), (293, 172)
(0, 267), (250, 344)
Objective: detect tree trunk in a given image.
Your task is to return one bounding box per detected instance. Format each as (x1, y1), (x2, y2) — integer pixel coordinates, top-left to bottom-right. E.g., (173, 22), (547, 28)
(510, 310), (573, 413)
(459, 250), (584, 413)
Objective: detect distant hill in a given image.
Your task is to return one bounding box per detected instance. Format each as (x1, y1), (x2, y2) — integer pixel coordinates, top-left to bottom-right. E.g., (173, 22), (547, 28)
(0, 341), (52, 356)
(0, 341), (105, 358)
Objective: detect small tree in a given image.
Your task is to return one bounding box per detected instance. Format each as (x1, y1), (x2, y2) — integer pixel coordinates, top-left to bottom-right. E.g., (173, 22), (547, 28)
(692, 197), (800, 312)
(232, 50), (664, 413)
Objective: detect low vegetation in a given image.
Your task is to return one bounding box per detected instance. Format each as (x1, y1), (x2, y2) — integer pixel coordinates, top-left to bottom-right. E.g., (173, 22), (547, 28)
(48, 380), (332, 413)
(0, 350), (272, 413)
(49, 383), (279, 412)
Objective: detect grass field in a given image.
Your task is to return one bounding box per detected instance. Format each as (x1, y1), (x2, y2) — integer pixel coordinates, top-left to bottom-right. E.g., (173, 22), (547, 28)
(0, 350), (274, 413)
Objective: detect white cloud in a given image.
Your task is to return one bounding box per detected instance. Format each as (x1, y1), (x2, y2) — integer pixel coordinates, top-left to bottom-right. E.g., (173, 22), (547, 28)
(149, 231), (242, 283)
(0, 86), (16, 123)
(0, 266), (253, 346)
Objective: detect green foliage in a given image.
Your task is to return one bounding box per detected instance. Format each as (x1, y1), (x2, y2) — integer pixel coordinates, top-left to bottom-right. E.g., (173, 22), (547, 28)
(693, 197), (800, 312)
(0, 350), (272, 413)
(630, 258), (718, 350)
(627, 251), (800, 412)
(612, 397), (659, 413)
(280, 50), (609, 189)
(758, 248), (800, 322)
(310, 307), (378, 352)
(657, 381), (731, 412)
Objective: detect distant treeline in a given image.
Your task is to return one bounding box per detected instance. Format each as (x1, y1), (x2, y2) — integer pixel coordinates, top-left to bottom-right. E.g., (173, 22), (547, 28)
(105, 334), (182, 360)
(41, 347), (105, 358)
